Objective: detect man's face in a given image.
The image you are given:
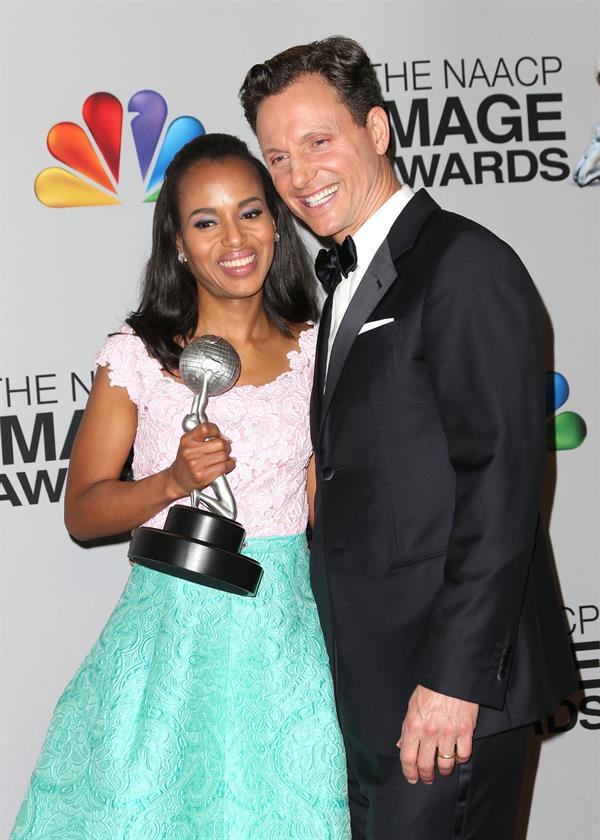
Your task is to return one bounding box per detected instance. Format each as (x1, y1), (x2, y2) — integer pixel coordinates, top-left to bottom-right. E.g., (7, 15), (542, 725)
(256, 74), (388, 242)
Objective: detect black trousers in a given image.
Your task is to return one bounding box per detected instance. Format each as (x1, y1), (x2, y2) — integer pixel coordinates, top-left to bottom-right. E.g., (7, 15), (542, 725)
(346, 724), (533, 840)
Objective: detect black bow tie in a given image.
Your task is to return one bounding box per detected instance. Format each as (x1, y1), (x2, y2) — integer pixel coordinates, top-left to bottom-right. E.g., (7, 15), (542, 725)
(315, 235), (357, 293)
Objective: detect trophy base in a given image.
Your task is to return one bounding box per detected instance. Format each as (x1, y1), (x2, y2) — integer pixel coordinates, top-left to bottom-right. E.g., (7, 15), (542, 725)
(128, 505), (263, 597)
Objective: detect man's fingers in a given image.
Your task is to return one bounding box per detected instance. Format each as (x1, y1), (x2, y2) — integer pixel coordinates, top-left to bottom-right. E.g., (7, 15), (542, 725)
(436, 744), (457, 776)
(399, 733), (420, 785)
(456, 729), (473, 764)
(416, 738), (437, 784)
(398, 687), (479, 784)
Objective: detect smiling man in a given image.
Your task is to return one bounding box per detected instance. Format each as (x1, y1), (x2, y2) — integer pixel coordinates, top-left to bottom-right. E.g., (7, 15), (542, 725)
(240, 37), (576, 840)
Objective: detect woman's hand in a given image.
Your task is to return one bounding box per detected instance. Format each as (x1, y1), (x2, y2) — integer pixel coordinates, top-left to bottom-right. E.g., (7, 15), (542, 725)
(166, 422), (235, 499)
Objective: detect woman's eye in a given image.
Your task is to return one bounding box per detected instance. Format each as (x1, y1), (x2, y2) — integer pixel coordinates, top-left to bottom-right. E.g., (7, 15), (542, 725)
(241, 208), (263, 220)
(193, 219), (215, 229)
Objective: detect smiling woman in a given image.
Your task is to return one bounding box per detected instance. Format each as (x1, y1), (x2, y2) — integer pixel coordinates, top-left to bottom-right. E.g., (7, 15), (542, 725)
(175, 157), (277, 303)
(128, 133), (317, 374)
(10, 134), (351, 840)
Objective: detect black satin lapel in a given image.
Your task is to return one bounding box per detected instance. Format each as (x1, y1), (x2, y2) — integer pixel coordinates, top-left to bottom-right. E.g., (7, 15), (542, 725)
(320, 239), (397, 433)
(310, 291), (334, 446)
(315, 189), (440, 439)
(387, 188), (439, 262)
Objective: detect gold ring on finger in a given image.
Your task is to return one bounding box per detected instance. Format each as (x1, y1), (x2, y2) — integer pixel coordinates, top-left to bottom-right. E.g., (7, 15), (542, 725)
(437, 751), (456, 760)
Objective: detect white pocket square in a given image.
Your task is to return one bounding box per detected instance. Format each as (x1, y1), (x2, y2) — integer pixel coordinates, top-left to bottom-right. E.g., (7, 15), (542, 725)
(358, 317), (394, 335)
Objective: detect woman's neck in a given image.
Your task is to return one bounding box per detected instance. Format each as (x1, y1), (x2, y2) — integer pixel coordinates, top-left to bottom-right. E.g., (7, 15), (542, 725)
(194, 295), (273, 346)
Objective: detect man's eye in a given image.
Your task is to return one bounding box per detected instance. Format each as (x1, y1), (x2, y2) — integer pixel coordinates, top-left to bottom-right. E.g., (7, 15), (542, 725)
(313, 138), (328, 147)
(270, 154), (286, 166)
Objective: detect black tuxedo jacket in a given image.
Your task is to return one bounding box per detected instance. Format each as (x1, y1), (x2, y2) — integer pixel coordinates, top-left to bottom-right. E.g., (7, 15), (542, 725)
(309, 189), (577, 756)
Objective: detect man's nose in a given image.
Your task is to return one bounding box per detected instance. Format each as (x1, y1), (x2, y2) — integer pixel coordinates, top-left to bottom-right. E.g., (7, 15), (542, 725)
(290, 154), (316, 190)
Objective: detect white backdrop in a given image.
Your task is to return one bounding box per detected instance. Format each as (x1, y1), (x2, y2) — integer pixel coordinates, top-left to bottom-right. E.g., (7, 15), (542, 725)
(1, 2), (599, 838)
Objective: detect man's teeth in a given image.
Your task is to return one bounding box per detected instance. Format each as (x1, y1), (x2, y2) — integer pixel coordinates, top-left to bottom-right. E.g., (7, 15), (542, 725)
(304, 186), (338, 207)
(220, 254), (256, 268)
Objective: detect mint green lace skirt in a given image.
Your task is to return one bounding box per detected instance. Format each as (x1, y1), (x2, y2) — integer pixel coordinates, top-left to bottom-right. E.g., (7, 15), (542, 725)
(12, 533), (350, 839)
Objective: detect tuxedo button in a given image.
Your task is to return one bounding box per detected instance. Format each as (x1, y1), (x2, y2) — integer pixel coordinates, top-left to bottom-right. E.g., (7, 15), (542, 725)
(322, 466), (335, 481)
(497, 643), (513, 680)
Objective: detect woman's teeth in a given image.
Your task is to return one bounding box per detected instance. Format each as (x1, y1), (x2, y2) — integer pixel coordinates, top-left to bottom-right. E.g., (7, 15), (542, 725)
(220, 254), (256, 268)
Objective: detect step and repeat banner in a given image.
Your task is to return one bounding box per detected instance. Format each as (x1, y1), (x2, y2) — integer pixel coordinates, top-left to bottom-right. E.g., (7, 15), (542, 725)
(1, 2), (598, 837)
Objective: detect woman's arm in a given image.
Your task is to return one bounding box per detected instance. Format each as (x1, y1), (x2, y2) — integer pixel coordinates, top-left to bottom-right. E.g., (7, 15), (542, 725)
(64, 365), (234, 540)
(307, 453), (316, 529)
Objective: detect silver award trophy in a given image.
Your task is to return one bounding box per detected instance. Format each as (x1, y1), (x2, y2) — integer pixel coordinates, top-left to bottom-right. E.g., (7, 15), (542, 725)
(128, 336), (263, 596)
(573, 58), (600, 187)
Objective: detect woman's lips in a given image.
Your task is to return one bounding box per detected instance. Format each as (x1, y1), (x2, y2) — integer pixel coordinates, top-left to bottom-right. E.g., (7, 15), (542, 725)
(218, 250), (257, 276)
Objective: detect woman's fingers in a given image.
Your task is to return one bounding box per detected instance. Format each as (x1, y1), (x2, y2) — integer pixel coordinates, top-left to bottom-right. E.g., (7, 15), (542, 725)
(168, 422), (236, 498)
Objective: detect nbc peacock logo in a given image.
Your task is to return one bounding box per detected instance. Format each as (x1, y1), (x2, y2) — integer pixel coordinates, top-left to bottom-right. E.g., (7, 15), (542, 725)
(545, 371), (587, 451)
(34, 90), (205, 207)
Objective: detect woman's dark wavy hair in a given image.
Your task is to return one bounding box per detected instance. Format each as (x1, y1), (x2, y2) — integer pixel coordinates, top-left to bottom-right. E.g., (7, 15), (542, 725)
(239, 36), (385, 131)
(126, 133), (317, 372)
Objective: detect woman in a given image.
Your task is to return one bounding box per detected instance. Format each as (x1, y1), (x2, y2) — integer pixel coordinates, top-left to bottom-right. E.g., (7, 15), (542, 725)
(12, 134), (350, 839)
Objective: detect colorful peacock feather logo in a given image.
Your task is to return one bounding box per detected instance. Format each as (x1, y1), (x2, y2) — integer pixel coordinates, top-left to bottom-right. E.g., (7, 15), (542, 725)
(546, 372), (587, 451)
(34, 91), (205, 207)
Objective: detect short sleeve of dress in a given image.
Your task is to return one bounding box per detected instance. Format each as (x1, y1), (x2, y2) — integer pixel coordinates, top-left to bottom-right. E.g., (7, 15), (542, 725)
(291, 324), (318, 397)
(94, 325), (148, 407)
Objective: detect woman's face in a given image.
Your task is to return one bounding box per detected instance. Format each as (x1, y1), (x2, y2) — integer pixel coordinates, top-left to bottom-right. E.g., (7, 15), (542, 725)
(176, 157), (276, 302)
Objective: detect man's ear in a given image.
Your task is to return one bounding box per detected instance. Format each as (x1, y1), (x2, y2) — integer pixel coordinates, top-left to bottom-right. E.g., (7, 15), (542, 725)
(366, 106), (391, 157)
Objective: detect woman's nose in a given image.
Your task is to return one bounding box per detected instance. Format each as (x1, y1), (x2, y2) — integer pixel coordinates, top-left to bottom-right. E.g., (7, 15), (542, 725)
(221, 217), (245, 248)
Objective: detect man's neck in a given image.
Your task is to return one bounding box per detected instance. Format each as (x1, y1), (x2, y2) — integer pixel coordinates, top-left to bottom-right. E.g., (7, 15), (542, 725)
(334, 168), (402, 244)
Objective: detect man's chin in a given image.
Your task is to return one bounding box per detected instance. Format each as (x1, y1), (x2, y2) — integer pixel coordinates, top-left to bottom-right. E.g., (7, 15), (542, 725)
(299, 215), (342, 240)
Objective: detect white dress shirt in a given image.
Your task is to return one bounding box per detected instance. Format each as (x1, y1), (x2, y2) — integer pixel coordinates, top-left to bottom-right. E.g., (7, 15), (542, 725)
(326, 185), (414, 372)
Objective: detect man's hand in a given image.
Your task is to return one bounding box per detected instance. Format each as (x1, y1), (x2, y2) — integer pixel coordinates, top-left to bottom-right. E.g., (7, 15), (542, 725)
(397, 685), (479, 784)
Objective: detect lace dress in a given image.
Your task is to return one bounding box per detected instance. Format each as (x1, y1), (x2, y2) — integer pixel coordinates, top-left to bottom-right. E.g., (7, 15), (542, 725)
(12, 325), (350, 840)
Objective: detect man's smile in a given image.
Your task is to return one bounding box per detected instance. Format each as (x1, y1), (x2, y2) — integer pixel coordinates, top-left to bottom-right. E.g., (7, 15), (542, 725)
(300, 184), (339, 208)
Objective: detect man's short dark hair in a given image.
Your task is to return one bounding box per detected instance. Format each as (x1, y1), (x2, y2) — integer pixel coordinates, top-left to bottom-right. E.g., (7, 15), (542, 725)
(239, 36), (385, 132)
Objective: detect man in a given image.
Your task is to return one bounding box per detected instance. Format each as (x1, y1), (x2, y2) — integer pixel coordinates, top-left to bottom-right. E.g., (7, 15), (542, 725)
(240, 37), (577, 839)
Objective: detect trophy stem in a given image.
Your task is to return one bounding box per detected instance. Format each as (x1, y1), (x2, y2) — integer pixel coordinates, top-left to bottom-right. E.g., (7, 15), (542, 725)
(192, 478), (237, 521)
(196, 375), (211, 424)
(182, 372), (237, 520)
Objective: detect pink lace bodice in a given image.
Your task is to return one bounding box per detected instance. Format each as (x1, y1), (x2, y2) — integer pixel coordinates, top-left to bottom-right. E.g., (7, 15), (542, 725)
(95, 325), (317, 538)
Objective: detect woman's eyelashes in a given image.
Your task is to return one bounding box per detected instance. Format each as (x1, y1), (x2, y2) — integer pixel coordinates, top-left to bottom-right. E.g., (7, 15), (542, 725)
(241, 207), (263, 220)
(193, 208), (263, 230)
